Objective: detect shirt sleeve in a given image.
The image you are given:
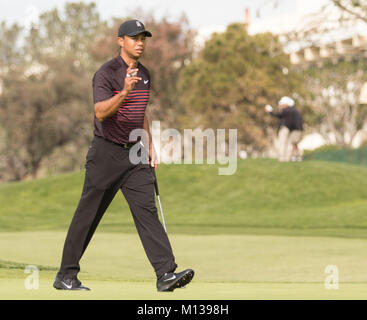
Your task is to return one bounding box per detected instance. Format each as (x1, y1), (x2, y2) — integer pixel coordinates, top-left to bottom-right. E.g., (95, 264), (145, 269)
(269, 110), (283, 119)
(92, 70), (114, 104)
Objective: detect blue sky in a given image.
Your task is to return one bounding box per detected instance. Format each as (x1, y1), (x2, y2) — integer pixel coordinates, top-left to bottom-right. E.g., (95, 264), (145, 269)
(1, 0), (328, 36)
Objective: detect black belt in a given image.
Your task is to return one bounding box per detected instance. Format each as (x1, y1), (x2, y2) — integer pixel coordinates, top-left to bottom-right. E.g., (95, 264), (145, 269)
(99, 136), (137, 149)
(115, 141), (136, 149)
(120, 143), (135, 149)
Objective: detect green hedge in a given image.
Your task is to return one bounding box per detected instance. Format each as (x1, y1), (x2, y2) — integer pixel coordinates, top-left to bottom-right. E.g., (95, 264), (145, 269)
(304, 145), (367, 166)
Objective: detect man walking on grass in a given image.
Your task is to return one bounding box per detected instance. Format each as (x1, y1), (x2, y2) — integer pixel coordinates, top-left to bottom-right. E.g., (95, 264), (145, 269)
(53, 19), (194, 292)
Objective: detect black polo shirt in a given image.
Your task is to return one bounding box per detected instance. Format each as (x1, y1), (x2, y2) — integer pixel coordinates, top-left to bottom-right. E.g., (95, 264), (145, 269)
(92, 55), (150, 144)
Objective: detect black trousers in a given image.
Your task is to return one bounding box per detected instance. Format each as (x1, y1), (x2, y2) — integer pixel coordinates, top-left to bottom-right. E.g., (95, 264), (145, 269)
(57, 136), (177, 280)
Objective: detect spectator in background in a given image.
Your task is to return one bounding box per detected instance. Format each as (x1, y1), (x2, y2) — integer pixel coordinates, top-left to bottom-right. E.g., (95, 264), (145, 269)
(265, 96), (303, 162)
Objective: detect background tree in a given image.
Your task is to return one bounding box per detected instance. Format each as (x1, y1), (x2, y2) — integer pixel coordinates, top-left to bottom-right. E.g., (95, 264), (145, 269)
(178, 23), (306, 155)
(24, 2), (105, 73)
(0, 22), (23, 70)
(0, 54), (93, 181)
(302, 60), (367, 146)
(332, 0), (367, 23)
(0, 2), (103, 181)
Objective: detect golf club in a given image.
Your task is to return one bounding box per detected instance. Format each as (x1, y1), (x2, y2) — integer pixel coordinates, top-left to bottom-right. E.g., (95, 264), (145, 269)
(152, 168), (167, 233)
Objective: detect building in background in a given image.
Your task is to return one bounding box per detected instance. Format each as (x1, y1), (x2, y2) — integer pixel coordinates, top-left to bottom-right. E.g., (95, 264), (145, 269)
(287, 28), (367, 151)
(290, 34), (367, 68)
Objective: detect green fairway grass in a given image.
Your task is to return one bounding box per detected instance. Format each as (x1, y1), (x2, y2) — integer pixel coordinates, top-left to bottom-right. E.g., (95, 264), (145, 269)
(0, 159), (367, 238)
(1, 159), (367, 299)
(2, 278), (366, 300)
(0, 232), (367, 299)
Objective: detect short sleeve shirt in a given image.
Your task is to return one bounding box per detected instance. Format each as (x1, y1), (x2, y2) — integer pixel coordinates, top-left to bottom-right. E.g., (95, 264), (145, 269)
(92, 55), (150, 144)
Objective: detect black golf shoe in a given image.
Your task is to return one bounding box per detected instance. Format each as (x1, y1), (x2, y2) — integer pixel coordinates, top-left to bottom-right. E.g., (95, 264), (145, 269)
(53, 275), (90, 291)
(157, 269), (194, 292)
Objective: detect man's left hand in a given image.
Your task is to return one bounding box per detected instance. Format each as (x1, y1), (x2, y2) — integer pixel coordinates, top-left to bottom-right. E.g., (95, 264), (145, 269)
(149, 148), (158, 170)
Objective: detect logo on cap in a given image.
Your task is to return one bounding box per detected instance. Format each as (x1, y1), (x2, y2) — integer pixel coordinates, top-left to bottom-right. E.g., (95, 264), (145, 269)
(136, 21), (142, 27)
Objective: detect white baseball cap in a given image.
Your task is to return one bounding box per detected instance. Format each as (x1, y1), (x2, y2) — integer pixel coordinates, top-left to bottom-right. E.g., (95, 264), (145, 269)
(278, 96), (295, 107)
